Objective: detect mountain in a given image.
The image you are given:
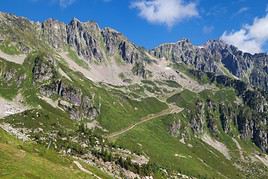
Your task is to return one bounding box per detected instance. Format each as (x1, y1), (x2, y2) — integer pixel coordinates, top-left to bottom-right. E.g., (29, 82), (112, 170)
(151, 39), (268, 91)
(0, 12), (268, 178)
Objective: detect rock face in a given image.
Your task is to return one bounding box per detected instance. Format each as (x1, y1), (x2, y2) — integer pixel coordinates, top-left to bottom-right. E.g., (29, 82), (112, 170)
(184, 75), (268, 153)
(190, 100), (206, 134)
(2, 12), (147, 66)
(80, 96), (99, 120)
(32, 55), (56, 83)
(151, 40), (268, 91)
(1, 68), (25, 87)
(0, 13), (42, 52)
(219, 103), (236, 134)
(40, 80), (98, 120)
(150, 39), (220, 73)
(3, 69), (16, 82)
(40, 18), (146, 65)
(66, 19), (104, 61)
(57, 80), (82, 106)
(1, 12), (268, 91)
(41, 19), (67, 49)
(102, 28), (120, 56)
(206, 99), (218, 134)
(169, 120), (181, 137)
(240, 90), (268, 152)
(0, 60), (26, 87)
(32, 55), (99, 121)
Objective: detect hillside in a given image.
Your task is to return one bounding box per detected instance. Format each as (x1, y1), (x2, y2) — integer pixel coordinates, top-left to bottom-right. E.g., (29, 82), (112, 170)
(0, 12), (268, 178)
(0, 127), (111, 179)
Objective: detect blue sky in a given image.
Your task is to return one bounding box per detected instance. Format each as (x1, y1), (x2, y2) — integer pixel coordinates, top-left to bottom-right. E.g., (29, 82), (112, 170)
(0, 0), (268, 53)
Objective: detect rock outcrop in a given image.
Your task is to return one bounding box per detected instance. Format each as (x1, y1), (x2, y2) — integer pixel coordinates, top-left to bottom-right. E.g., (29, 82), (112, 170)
(151, 40), (268, 91)
(190, 100), (206, 134)
(41, 19), (67, 49)
(32, 55), (57, 83)
(185, 77), (268, 153)
(0, 61), (26, 87)
(40, 18), (147, 65)
(32, 55), (99, 121)
(240, 90), (268, 152)
(150, 39), (220, 73)
(219, 103), (236, 134)
(66, 19), (104, 61)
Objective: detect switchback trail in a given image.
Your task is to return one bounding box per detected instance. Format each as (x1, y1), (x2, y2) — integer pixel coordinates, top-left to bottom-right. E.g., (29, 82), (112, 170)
(107, 104), (183, 139)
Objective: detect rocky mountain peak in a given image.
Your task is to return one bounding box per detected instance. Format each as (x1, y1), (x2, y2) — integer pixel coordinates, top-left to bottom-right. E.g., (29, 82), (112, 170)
(84, 21), (100, 32)
(175, 38), (192, 45)
(71, 17), (80, 23)
(0, 12), (17, 21)
(41, 18), (67, 49)
(68, 17), (82, 29)
(0, 12), (30, 27)
(69, 18), (100, 32)
(103, 27), (121, 34)
(204, 40), (227, 49)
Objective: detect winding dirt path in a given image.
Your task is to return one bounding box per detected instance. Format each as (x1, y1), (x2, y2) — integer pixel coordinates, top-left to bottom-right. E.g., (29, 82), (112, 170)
(232, 138), (245, 160)
(107, 104), (183, 139)
(73, 161), (102, 179)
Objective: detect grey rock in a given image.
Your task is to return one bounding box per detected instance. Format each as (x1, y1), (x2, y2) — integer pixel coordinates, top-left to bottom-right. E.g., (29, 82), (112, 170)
(66, 18), (104, 61)
(58, 100), (80, 120)
(190, 100), (205, 134)
(151, 39), (268, 91)
(3, 69), (16, 82)
(169, 120), (181, 137)
(41, 18), (67, 49)
(150, 39), (220, 73)
(80, 96), (98, 120)
(40, 80), (98, 121)
(32, 56), (56, 83)
(219, 104), (234, 133)
(101, 28), (121, 55)
(57, 80), (82, 106)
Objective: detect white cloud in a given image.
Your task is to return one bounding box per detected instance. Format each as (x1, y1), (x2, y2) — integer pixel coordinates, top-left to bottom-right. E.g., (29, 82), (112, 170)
(131, 0), (198, 28)
(221, 29), (262, 54)
(203, 25), (214, 34)
(58, 0), (75, 8)
(221, 13), (268, 54)
(235, 7), (249, 16)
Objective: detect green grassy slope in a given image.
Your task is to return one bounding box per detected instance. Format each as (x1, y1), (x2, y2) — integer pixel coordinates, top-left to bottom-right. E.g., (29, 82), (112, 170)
(0, 128), (111, 179)
(113, 87), (268, 178)
(0, 52), (171, 178)
(58, 61), (169, 133)
(115, 113), (244, 179)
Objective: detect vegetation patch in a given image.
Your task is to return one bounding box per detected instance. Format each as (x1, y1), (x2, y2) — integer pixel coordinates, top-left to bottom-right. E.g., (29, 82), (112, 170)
(0, 41), (20, 55)
(67, 47), (89, 69)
